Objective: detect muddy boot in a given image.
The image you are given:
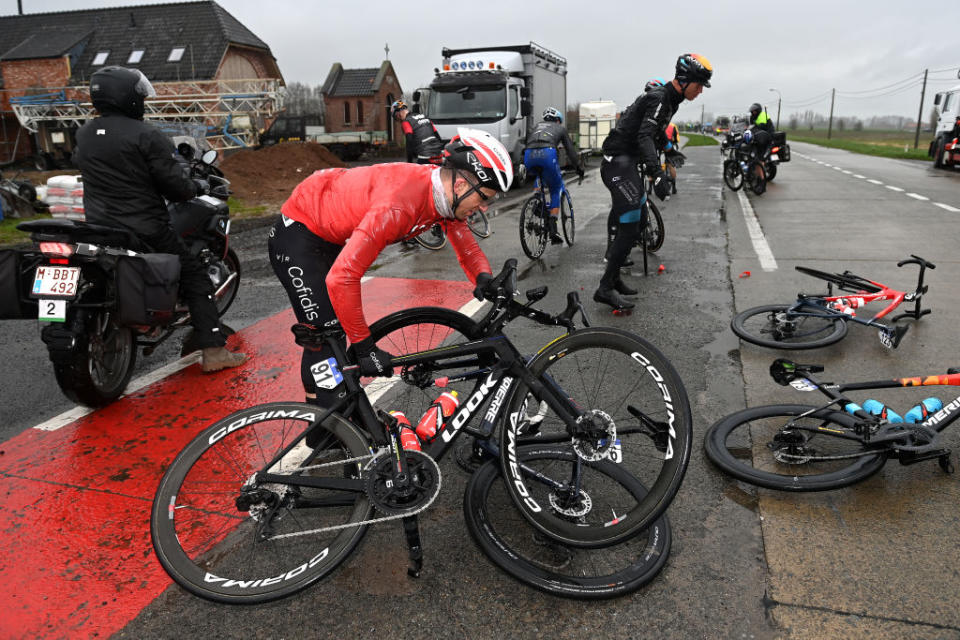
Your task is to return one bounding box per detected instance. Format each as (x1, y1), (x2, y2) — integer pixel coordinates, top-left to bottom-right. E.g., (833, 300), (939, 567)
(593, 287), (635, 311)
(548, 215), (563, 245)
(614, 279), (638, 296)
(201, 346), (248, 373)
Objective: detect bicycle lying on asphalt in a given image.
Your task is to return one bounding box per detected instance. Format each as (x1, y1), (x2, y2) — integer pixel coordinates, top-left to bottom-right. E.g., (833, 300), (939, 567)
(519, 168), (576, 259)
(704, 358), (960, 491)
(151, 259), (692, 603)
(731, 255), (935, 350)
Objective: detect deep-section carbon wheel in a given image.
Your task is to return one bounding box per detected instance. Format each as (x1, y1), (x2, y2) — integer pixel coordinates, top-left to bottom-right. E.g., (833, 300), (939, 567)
(151, 402), (372, 603)
(704, 404), (887, 491)
(560, 190), (575, 245)
(731, 303), (848, 350)
(499, 327), (692, 548)
(464, 445), (671, 599)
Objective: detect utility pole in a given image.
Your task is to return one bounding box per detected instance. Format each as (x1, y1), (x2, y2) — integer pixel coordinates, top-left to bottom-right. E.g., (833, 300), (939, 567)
(827, 88), (836, 139)
(769, 88), (782, 129)
(700, 104), (704, 132)
(914, 68), (928, 149)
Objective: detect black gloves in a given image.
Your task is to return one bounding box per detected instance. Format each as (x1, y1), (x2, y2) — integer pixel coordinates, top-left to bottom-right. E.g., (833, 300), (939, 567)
(576, 166), (585, 179)
(665, 150), (686, 169)
(473, 272), (494, 301)
(351, 336), (394, 377)
(193, 178), (210, 195)
(652, 173), (671, 201)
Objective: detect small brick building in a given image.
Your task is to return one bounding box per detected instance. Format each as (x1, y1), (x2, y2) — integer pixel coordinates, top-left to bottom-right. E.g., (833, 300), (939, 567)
(321, 61), (403, 143)
(0, 0), (283, 164)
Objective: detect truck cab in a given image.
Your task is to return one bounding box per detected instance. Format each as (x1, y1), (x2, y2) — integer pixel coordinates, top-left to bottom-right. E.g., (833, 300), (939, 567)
(415, 43), (567, 178)
(929, 84), (960, 169)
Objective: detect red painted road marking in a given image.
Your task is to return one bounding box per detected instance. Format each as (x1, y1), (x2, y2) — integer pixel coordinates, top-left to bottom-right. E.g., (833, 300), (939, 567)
(0, 278), (473, 640)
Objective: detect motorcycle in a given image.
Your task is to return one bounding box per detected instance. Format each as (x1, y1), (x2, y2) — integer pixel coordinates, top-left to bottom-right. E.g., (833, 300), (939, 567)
(0, 148), (240, 407)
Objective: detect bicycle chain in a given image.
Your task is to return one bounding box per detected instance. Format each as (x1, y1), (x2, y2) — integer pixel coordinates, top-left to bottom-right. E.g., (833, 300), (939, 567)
(264, 447), (443, 541)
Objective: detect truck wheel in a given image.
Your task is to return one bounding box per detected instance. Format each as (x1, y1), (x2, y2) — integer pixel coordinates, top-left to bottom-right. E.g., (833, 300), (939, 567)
(34, 153), (53, 171)
(933, 137), (945, 169)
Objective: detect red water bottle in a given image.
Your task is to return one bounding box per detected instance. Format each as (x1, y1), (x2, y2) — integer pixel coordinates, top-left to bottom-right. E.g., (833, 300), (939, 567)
(389, 410), (421, 451)
(415, 390), (460, 442)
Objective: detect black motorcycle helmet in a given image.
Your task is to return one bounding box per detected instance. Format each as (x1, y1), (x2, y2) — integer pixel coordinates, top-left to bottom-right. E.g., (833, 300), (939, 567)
(749, 102), (762, 123)
(90, 66), (156, 119)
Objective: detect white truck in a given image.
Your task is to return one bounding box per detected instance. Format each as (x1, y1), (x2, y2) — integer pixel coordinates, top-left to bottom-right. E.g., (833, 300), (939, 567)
(578, 101), (618, 152)
(413, 42), (567, 176)
(929, 82), (960, 169)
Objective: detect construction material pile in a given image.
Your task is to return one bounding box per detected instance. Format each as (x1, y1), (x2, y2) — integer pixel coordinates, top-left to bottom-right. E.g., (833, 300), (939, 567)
(221, 142), (347, 207)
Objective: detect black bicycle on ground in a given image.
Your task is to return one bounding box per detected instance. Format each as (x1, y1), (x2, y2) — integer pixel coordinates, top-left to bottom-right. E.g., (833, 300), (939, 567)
(704, 359), (960, 491)
(151, 259), (692, 603)
(519, 169), (576, 259)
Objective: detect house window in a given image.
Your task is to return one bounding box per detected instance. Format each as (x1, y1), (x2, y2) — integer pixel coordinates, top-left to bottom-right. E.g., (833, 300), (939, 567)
(343, 102), (351, 124)
(356, 101), (364, 124)
(127, 50), (144, 64)
(92, 51), (109, 66)
(168, 47), (185, 62)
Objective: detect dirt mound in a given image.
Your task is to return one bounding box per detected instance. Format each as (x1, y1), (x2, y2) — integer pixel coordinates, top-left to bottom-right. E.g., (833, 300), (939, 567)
(221, 142), (346, 207)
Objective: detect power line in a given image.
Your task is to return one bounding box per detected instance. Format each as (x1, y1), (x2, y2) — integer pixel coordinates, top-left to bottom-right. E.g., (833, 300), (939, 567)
(837, 72), (922, 96)
(838, 80), (922, 100)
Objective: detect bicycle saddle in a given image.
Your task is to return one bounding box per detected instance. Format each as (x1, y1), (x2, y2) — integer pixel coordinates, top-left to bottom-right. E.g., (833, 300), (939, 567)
(770, 359), (824, 386)
(291, 322), (345, 350)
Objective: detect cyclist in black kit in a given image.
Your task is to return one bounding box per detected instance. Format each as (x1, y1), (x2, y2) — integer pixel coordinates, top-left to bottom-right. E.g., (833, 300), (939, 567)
(523, 107), (584, 244)
(595, 53), (713, 311)
(392, 100), (444, 164)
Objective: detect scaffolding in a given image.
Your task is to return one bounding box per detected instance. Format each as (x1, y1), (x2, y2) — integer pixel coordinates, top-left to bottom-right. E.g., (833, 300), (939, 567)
(8, 77), (283, 152)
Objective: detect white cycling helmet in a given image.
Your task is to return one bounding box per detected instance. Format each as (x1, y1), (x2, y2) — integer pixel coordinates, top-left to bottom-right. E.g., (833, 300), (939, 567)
(542, 106), (563, 122)
(442, 127), (513, 192)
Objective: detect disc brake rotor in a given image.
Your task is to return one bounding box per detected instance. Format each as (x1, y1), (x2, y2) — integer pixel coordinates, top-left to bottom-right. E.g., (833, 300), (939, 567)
(572, 409), (617, 462)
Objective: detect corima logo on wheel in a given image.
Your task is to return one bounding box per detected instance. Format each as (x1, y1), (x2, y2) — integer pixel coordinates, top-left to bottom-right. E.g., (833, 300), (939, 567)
(630, 351), (677, 460)
(208, 409), (317, 445)
(203, 548), (329, 589)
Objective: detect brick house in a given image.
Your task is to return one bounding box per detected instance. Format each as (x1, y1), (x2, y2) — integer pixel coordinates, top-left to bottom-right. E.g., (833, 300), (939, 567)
(0, 1), (283, 165)
(321, 61), (403, 144)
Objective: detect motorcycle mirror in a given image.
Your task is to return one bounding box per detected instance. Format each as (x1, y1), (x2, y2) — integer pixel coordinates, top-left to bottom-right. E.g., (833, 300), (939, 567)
(201, 149), (218, 165)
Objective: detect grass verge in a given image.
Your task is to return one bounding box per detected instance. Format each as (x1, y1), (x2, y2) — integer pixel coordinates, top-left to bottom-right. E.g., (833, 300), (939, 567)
(681, 133), (719, 147)
(786, 130), (932, 161)
(0, 211), (50, 246)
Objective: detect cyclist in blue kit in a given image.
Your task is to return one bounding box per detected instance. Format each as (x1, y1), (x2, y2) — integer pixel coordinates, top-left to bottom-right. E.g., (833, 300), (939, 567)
(522, 107), (584, 244)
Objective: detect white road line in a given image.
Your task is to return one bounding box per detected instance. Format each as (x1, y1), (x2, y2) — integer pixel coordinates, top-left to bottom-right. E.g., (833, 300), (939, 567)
(934, 202), (960, 212)
(736, 189), (778, 271)
(833, 166), (844, 171)
(866, 179), (882, 185)
(885, 185), (905, 192)
(906, 193), (929, 201)
(823, 163), (832, 167)
(842, 170), (853, 175)
(853, 174), (866, 179)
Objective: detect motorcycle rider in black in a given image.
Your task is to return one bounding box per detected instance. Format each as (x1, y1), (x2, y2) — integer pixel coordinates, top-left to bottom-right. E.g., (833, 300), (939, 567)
(392, 100), (444, 163)
(594, 53), (713, 311)
(73, 66), (246, 372)
(747, 102), (774, 182)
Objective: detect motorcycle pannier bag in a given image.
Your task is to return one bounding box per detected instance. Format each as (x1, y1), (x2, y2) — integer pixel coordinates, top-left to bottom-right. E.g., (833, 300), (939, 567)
(116, 253), (181, 325)
(0, 250), (35, 319)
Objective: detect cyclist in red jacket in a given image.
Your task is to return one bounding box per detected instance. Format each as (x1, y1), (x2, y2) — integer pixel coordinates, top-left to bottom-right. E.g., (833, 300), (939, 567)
(269, 128), (512, 409)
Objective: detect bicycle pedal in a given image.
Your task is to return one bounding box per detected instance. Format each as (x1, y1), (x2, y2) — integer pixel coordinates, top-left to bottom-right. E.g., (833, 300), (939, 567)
(898, 448), (951, 466)
(939, 453), (954, 474)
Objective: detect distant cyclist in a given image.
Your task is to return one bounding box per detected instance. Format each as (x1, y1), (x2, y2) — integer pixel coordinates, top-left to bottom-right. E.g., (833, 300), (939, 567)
(392, 100), (444, 164)
(663, 122), (682, 194)
(523, 106), (584, 244)
(595, 54), (712, 311)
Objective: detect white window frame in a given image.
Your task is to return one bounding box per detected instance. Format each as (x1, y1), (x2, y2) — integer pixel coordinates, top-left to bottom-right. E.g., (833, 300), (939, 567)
(127, 49), (144, 64)
(92, 51), (109, 66)
(167, 47), (185, 62)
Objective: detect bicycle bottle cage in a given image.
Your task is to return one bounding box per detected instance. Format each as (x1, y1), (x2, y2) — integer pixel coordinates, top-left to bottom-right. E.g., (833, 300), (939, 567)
(291, 322), (345, 350)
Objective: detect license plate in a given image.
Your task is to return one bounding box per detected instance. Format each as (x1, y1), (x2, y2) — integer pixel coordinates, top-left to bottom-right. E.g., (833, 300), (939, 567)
(770, 154), (779, 161)
(31, 265), (80, 299)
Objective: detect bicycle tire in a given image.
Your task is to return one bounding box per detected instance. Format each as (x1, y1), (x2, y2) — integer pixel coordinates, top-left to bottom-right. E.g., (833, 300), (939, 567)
(519, 194), (547, 259)
(794, 266), (883, 294)
(560, 190), (575, 246)
(731, 303), (848, 350)
(415, 224), (447, 250)
(467, 210), (491, 239)
(704, 404), (888, 491)
(723, 159), (743, 191)
(464, 445), (671, 599)
(367, 307), (487, 427)
(643, 200), (665, 253)
(151, 402), (372, 603)
(499, 327), (692, 548)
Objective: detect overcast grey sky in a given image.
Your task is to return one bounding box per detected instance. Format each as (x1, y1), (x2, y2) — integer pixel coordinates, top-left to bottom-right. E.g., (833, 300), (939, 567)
(6, 0), (960, 124)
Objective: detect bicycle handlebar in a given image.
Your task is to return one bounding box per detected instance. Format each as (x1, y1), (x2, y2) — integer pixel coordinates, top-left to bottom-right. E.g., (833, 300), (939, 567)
(479, 259), (589, 331)
(897, 255), (936, 270)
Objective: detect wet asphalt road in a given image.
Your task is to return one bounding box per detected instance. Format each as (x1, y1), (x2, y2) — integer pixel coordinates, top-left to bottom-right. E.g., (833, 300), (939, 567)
(3, 142), (960, 638)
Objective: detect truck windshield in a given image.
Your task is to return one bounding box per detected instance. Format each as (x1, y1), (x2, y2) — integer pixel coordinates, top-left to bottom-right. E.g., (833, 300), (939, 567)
(428, 85), (506, 124)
